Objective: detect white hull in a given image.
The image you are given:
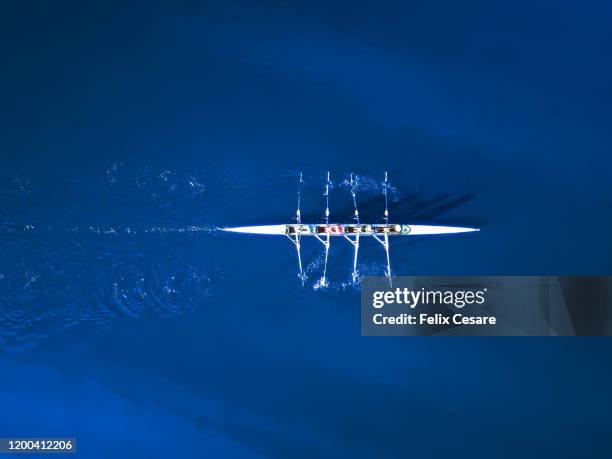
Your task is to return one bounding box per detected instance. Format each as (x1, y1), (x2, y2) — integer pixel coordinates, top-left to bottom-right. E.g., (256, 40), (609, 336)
(225, 172), (479, 285)
(223, 225), (287, 235)
(223, 224), (479, 236)
(407, 225), (479, 235)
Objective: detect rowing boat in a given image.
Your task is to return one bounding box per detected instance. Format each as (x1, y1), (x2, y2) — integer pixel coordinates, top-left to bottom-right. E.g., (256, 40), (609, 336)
(223, 172), (478, 286)
(223, 223), (479, 236)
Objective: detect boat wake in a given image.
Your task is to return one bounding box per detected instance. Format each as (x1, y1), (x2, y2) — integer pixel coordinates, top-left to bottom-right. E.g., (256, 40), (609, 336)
(0, 165), (230, 353)
(0, 228), (221, 353)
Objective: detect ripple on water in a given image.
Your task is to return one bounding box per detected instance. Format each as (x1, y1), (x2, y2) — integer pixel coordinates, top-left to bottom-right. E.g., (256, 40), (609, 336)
(0, 229), (218, 353)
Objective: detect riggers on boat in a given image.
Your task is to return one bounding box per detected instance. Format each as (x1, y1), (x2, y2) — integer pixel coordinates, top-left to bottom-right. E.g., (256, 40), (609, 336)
(286, 224), (405, 235)
(223, 172), (479, 286)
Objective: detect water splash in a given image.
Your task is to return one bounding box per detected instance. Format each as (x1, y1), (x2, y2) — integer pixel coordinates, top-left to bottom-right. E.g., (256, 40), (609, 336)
(338, 173), (399, 199)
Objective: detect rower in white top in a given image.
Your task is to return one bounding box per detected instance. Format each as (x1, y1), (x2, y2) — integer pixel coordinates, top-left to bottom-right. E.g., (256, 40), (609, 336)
(223, 172), (479, 286)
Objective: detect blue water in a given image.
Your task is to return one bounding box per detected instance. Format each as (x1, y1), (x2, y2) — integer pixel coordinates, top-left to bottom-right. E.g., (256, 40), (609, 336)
(2, 1), (612, 457)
